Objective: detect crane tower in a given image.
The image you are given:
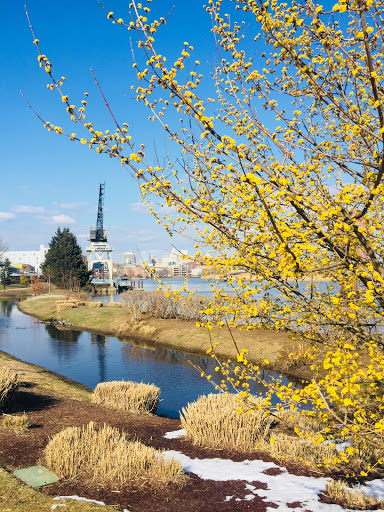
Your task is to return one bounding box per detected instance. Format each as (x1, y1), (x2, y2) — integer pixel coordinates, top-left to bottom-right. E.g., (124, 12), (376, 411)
(86, 183), (114, 287)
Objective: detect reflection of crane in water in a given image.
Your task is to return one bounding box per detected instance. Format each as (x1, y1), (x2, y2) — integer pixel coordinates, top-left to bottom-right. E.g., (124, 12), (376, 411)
(91, 333), (107, 382)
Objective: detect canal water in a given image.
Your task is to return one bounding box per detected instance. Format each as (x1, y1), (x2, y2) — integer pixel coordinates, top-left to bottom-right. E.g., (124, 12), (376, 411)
(0, 297), (296, 418)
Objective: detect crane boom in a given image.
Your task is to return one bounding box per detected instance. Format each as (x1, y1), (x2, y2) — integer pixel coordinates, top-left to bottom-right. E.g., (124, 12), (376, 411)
(90, 183), (107, 242)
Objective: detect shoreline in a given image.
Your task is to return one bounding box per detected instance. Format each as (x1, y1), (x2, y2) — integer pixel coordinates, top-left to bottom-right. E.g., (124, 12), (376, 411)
(16, 293), (314, 382)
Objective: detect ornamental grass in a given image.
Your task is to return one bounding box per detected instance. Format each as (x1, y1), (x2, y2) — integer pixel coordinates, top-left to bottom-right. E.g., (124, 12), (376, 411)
(2, 413), (30, 434)
(325, 479), (384, 510)
(265, 410), (384, 474)
(92, 380), (160, 414)
(0, 367), (18, 410)
(180, 393), (274, 451)
(45, 422), (186, 488)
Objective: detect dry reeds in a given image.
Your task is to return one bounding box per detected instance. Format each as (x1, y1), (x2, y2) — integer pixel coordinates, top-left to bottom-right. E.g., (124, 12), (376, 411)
(2, 413), (29, 433)
(180, 393), (274, 451)
(120, 290), (214, 322)
(88, 302), (104, 308)
(0, 368), (18, 410)
(106, 302), (122, 308)
(263, 432), (339, 469)
(45, 422), (185, 488)
(92, 380), (160, 414)
(56, 302), (77, 312)
(325, 479), (384, 510)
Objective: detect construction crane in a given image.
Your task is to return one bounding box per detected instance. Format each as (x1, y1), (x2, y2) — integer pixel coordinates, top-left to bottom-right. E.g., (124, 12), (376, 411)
(87, 183), (114, 288)
(90, 183), (107, 242)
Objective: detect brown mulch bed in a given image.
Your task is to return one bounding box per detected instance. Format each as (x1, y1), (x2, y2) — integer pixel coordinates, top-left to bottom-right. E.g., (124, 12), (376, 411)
(0, 382), (319, 512)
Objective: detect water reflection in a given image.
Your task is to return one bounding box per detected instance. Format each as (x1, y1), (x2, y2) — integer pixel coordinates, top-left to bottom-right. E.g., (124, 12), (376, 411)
(0, 300), (13, 317)
(91, 333), (107, 382)
(119, 339), (213, 370)
(0, 299), (302, 418)
(45, 324), (81, 343)
(45, 324), (81, 362)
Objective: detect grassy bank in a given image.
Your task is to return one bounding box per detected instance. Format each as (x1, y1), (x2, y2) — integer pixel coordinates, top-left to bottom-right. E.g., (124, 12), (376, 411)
(0, 467), (120, 512)
(0, 285), (31, 299)
(17, 293), (312, 380)
(0, 352), (119, 512)
(0, 350), (91, 402)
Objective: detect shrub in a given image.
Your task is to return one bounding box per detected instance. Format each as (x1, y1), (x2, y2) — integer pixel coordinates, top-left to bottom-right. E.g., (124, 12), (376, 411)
(2, 413), (29, 433)
(0, 368), (18, 410)
(92, 380), (160, 414)
(120, 289), (219, 322)
(88, 302), (103, 308)
(180, 393), (274, 451)
(45, 422), (185, 488)
(324, 479), (384, 510)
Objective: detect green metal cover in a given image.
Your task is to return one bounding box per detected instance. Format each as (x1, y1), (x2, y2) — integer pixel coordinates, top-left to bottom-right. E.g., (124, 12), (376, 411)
(13, 465), (59, 487)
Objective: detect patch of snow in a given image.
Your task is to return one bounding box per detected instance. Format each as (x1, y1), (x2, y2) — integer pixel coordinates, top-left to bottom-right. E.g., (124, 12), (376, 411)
(51, 506), (66, 510)
(166, 450), (384, 512)
(365, 479), (384, 500)
(164, 429), (186, 439)
(53, 496), (105, 506)
(235, 493), (255, 501)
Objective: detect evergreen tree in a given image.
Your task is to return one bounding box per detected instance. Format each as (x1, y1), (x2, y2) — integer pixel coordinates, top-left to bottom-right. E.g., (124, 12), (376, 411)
(1, 258), (11, 289)
(42, 228), (91, 289)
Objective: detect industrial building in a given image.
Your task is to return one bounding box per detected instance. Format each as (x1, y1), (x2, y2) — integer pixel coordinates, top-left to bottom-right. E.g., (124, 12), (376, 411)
(2, 245), (48, 274)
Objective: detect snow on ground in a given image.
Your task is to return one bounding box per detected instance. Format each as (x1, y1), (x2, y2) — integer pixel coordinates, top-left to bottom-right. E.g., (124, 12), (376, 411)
(163, 428), (185, 439)
(165, 430), (384, 512)
(52, 496), (105, 506)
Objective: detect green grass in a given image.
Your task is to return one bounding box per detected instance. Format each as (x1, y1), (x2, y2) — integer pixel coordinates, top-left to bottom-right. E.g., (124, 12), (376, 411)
(0, 351), (91, 402)
(0, 467), (117, 512)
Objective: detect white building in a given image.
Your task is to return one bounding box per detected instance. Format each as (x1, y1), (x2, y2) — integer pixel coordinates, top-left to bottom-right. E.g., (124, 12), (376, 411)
(2, 245), (48, 274)
(123, 252), (136, 265)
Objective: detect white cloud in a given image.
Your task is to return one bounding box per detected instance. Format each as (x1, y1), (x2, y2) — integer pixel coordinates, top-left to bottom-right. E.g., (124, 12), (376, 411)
(50, 214), (76, 224)
(130, 202), (150, 214)
(12, 205), (45, 214)
(0, 212), (16, 221)
(55, 201), (89, 210)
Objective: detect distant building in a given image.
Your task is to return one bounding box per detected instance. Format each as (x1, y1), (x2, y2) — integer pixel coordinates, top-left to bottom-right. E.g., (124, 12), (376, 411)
(140, 251), (152, 267)
(2, 245), (48, 274)
(123, 252), (136, 265)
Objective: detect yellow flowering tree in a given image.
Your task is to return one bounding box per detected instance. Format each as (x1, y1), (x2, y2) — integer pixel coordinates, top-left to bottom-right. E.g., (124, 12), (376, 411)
(27, 0), (384, 472)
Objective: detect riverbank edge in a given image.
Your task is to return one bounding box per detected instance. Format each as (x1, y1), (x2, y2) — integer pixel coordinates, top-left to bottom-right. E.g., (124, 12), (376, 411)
(0, 350), (135, 512)
(17, 294), (313, 382)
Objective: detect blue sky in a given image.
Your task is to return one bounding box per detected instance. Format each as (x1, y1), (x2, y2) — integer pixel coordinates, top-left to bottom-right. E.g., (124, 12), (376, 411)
(1, 0), (218, 261)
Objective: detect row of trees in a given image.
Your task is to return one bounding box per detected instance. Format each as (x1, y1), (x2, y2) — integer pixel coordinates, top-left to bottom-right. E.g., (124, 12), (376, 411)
(26, 0), (384, 472)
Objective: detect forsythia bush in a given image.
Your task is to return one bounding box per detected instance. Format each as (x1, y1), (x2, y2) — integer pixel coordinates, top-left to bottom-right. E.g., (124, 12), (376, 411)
(26, 0), (384, 474)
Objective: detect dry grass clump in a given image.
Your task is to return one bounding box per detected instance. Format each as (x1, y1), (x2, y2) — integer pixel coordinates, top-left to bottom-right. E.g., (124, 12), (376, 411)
(263, 432), (339, 470)
(45, 422), (186, 489)
(180, 393), (274, 451)
(92, 380), (160, 414)
(56, 302), (77, 312)
(324, 479), (384, 510)
(0, 367), (18, 410)
(88, 302), (104, 308)
(106, 302), (122, 308)
(2, 413), (30, 433)
(272, 410), (384, 473)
